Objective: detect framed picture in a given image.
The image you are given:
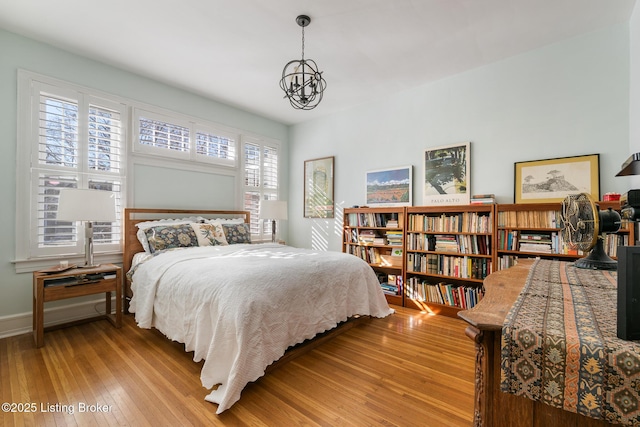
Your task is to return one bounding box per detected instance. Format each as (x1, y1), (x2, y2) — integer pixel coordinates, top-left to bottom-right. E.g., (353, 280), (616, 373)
(365, 166), (412, 207)
(304, 156), (334, 218)
(514, 153), (600, 204)
(423, 142), (470, 205)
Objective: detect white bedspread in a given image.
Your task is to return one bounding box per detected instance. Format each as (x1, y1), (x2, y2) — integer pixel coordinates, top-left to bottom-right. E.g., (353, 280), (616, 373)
(128, 243), (393, 413)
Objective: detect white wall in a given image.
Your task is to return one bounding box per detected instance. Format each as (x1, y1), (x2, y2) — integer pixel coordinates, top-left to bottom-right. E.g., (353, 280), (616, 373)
(289, 24), (631, 251)
(630, 4), (640, 188)
(0, 29), (288, 328)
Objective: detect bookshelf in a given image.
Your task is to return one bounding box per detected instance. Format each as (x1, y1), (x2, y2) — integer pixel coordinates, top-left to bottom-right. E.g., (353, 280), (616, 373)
(343, 207), (405, 306)
(404, 205), (494, 316)
(599, 200), (634, 257)
(495, 201), (634, 270)
(343, 201), (635, 317)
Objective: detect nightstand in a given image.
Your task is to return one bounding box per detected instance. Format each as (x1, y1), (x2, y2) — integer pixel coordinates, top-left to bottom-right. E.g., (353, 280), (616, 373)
(33, 263), (122, 348)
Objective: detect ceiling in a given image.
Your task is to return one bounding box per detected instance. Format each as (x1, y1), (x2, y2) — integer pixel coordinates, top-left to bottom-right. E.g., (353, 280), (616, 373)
(0, 0), (636, 125)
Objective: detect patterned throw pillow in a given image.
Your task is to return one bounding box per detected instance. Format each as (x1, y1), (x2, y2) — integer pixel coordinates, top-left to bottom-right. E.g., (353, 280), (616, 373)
(222, 223), (252, 244)
(190, 222), (228, 246)
(145, 224), (198, 253)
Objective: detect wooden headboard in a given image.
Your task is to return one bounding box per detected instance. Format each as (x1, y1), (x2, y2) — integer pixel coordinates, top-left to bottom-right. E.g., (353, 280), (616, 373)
(123, 208), (250, 301)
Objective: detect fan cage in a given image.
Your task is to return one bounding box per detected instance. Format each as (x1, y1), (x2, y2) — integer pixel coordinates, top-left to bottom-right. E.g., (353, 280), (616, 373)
(561, 193), (599, 252)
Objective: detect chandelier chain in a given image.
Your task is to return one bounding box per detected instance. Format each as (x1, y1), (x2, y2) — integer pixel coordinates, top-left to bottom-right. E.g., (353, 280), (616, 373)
(301, 25), (305, 60)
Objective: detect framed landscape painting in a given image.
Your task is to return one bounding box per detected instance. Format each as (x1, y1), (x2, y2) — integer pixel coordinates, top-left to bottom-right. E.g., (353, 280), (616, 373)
(423, 142), (470, 205)
(304, 156), (334, 218)
(514, 153), (600, 203)
(366, 166), (412, 207)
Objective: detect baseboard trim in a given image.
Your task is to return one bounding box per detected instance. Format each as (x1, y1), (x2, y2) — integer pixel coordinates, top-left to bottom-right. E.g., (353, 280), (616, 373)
(0, 297), (116, 339)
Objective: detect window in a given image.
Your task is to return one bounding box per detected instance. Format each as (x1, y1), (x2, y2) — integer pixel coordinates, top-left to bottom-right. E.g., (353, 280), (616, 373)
(133, 109), (237, 167)
(16, 71), (279, 270)
(18, 76), (125, 260)
(243, 138), (280, 240)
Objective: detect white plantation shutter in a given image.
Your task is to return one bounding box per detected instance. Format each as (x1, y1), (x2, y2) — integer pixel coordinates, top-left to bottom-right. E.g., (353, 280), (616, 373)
(263, 146), (278, 190)
(38, 93), (79, 169)
(89, 104), (123, 173)
(244, 142), (261, 189)
(36, 174), (77, 248)
(134, 109), (237, 166)
(139, 116), (190, 153)
(196, 128), (236, 166)
(243, 139), (279, 239)
(29, 82), (125, 257)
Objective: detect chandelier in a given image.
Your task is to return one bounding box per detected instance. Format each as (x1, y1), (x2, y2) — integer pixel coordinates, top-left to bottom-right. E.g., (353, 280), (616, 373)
(279, 15), (327, 110)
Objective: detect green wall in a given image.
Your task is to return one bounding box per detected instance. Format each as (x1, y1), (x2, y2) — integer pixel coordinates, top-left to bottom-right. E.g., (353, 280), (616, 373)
(0, 29), (289, 324)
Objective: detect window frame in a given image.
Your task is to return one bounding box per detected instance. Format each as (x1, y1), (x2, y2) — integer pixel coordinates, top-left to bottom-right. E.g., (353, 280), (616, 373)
(16, 71), (127, 272)
(132, 108), (238, 168)
(15, 70), (281, 272)
(241, 135), (281, 242)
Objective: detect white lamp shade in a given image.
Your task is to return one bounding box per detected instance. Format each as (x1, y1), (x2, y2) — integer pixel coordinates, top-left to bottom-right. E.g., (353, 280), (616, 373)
(259, 200), (288, 220)
(57, 189), (117, 222)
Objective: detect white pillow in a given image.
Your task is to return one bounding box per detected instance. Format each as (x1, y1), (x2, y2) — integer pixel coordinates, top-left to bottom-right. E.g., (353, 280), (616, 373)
(207, 217), (245, 224)
(190, 222), (228, 246)
(135, 216), (205, 252)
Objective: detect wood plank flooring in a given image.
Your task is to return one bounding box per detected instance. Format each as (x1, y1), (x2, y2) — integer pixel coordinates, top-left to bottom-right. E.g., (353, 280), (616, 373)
(1, 306), (475, 426)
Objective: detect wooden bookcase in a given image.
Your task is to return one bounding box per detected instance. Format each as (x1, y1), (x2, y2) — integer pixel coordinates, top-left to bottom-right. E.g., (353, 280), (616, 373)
(404, 205), (494, 316)
(599, 200), (635, 257)
(343, 207), (405, 306)
(495, 201), (633, 270)
(343, 201), (634, 317)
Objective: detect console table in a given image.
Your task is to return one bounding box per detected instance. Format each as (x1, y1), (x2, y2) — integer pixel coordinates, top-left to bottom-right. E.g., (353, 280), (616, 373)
(458, 259), (625, 427)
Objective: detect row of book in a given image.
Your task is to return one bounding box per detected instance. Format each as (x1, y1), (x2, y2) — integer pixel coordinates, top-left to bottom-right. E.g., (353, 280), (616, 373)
(347, 245), (384, 264)
(497, 209), (562, 229)
(376, 272), (403, 296)
(347, 245), (403, 266)
(470, 193), (496, 205)
(386, 230), (403, 246)
(406, 233), (491, 255)
(405, 278), (484, 309)
(408, 212), (492, 233)
(357, 229), (387, 245)
(497, 255), (520, 270)
(604, 233), (629, 257)
(347, 212), (401, 228)
(497, 230), (584, 255)
(344, 229), (403, 246)
(406, 253), (492, 280)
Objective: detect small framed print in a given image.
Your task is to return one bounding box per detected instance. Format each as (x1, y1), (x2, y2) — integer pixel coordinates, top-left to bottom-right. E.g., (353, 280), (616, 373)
(423, 142), (470, 205)
(304, 156), (334, 218)
(366, 166), (412, 207)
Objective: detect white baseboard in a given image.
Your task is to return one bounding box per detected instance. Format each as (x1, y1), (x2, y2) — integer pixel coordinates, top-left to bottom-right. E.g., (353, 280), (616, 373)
(0, 297), (116, 339)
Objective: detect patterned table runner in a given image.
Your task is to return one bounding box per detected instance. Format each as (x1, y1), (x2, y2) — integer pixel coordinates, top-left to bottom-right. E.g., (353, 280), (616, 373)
(501, 259), (640, 426)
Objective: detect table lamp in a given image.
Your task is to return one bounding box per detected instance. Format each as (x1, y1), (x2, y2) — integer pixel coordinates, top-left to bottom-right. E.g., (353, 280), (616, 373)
(259, 200), (288, 243)
(57, 188), (117, 268)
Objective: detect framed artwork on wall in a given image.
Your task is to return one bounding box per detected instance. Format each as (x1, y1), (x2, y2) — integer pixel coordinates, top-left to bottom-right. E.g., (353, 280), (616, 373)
(514, 153), (600, 204)
(304, 156), (334, 218)
(423, 142), (470, 205)
(365, 166), (412, 207)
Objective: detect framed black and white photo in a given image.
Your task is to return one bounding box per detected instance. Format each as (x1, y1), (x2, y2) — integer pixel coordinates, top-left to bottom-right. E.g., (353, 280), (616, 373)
(514, 154), (600, 203)
(365, 166), (412, 207)
(423, 142), (470, 205)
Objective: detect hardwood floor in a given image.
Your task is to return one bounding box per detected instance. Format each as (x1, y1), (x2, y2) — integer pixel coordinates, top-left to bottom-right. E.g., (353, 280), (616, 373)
(1, 306), (475, 426)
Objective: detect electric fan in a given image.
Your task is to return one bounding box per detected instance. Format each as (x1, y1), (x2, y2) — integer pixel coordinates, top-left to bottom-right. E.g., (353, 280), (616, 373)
(560, 193), (621, 270)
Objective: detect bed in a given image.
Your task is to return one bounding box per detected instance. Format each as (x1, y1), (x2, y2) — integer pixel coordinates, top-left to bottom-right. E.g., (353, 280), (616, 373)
(123, 208), (393, 414)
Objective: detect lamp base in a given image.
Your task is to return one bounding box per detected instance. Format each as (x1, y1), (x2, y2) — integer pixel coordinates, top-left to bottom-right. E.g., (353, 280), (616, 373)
(78, 263), (101, 269)
(82, 221), (98, 268)
(271, 220), (277, 243)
